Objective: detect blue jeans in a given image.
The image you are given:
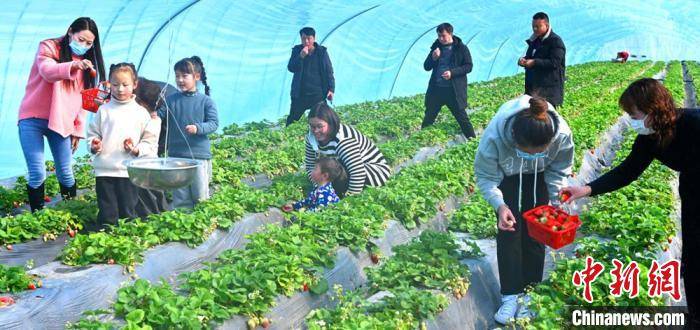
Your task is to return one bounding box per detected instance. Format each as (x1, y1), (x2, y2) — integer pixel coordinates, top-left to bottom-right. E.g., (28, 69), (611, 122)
(18, 118), (75, 188)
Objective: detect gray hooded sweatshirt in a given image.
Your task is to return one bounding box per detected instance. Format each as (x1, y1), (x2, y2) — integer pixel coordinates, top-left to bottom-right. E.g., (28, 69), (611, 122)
(474, 94), (574, 212)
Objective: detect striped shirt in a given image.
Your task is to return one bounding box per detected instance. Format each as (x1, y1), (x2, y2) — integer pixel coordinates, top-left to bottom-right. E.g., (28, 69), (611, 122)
(305, 124), (391, 195)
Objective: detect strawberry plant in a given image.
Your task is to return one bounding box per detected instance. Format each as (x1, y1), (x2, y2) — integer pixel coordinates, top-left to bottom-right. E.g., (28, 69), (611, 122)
(265, 173), (312, 202)
(366, 231), (471, 294)
(66, 318), (115, 330)
(448, 191), (497, 238)
(687, 61), (700, 98)
(580, 133), (676, 256)
(52, 193), (99, 224)
(664, 61), (685, 105)
(306, 285), (447, 330)
(60, 231), (148, 267)
(0, 264), (40, 293)
(0, 208), (81, 245)
(113, 279), (218, 329)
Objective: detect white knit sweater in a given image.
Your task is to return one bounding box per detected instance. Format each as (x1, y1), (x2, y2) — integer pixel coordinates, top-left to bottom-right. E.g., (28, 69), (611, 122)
(87, 96), (160, 177)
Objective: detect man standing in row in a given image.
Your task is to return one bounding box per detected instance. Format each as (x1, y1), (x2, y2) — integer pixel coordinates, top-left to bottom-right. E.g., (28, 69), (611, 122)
(519, 12), (566, 107)
(286, 27), (335, 126)
(422, 22), (476, 139)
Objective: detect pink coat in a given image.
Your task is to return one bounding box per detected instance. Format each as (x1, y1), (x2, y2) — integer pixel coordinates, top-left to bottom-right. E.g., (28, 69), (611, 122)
(18, 38), (88, 138)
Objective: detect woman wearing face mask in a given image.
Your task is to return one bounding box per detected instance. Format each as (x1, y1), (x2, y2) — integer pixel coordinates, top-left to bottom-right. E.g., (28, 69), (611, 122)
(474, 94), (574, 324)
(561, 78), (700, 327)
(17, 17), (105, 211)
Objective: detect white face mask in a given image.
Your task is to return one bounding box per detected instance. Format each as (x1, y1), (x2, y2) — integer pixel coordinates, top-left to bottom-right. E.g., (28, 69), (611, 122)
(629, 115), (654, 135)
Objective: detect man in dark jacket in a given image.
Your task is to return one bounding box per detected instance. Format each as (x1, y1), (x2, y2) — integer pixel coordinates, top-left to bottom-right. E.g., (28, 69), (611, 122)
(286, 27), (335, 126)
(422, 23), (476, 139)
(518, 12), (566, 107)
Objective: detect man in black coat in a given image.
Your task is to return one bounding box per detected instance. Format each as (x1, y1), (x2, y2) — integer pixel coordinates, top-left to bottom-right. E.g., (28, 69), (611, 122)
(518, 12), (566, 107)
(422, 22), (476, 139)
(286, 27), (335, 126)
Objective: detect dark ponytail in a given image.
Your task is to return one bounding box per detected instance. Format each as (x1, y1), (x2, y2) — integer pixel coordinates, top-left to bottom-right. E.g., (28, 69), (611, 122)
(58, 17), (105, 89)
(512, 96), (555, 148)
(174, 56), (210, 96)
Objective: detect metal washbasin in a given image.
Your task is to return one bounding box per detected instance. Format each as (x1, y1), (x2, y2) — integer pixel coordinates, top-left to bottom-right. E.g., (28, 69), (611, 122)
(127, 157), (201, 191)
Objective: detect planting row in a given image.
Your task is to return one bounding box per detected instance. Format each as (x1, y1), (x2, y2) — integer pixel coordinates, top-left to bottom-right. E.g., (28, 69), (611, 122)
(304, 61), (663, 329)
(0, 62), (660, 330)
(526, 62), (685, 328)
(63, 61), (551, 328)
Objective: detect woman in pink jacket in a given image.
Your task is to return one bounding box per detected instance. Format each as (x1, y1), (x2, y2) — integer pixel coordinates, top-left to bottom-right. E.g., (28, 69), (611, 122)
(17, 17), (105, 211)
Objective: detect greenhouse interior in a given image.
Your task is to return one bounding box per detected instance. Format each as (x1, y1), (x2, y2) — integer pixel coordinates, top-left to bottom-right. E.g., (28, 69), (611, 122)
(1, 0), (699, 329)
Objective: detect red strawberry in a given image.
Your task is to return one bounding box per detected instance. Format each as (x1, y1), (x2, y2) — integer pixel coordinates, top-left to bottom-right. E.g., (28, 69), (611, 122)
(302, 283), (309, 292)
(68, 229), (76, 238)
(5, 245), (12, 251)
(561, 192), (572, 203)
(261, 318), (271, 329)
(89, 68), (97, 78)
(371, 253), (380, 264)
(44, 196), (51, 203)
(27, 283), (36, 290)
(668, 237), (673, 244)
(0, 296), (14, 307)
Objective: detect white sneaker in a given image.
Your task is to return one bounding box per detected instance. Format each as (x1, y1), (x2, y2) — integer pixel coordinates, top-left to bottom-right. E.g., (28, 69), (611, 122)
(516, 294), (533, 320)
(494, 294), (518, 325)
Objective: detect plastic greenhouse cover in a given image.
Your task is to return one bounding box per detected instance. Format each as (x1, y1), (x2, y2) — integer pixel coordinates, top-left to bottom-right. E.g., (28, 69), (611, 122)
(2, 0), (700, 176)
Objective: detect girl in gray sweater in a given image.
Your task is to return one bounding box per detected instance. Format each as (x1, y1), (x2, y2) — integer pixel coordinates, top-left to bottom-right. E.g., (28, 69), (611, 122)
(158, 56), (218, 209)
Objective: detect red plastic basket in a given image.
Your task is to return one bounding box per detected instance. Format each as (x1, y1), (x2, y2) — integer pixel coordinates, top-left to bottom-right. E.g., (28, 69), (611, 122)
(523, 205), (581, 249)
(80, 88), (109, 112)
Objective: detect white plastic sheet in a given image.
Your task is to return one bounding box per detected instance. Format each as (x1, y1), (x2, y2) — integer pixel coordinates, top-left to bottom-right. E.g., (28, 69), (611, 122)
(0, 210), (284, 330)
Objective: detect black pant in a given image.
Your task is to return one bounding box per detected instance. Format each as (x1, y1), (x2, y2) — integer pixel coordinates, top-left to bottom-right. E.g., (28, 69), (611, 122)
(680, 172), (700, 328)
(135, 188), (169, 219)
(496, 172), (548, 295)
(96, 177), (138, 226)
(286, 94), (326, 126)
(422, 86), (476, 139)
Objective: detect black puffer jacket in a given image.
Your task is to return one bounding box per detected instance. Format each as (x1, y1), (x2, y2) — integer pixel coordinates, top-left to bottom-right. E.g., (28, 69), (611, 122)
(423, 35), (473, 110)
(287, 43), (335, 99)
(524, 29), (566, 106)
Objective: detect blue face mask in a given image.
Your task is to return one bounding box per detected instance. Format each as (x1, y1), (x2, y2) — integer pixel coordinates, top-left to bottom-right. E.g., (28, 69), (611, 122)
(69, 39), (92, 56)
(516, 148), (547, 161)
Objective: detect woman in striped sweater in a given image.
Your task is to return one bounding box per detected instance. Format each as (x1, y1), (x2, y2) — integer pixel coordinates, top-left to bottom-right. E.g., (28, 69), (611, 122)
(304, 103), (391, 195)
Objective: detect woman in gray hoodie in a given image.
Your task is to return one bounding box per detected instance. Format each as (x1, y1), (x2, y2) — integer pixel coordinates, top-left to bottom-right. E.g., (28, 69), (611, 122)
(474, 95), (574, 324)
